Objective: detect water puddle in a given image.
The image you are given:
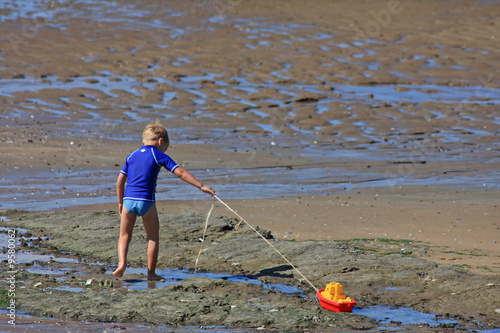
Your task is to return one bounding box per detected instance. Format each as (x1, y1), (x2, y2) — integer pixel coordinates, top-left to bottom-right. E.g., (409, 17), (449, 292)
(2, 155), (500, 211)
(25, 263), (80, 277)
(0, 226), (79, 265)
(354, 305), (457, 326)
(0, 0), (185, 31)
(46, 285), (86, 293)
(0, 168), (118, 210)
(354, 306), (500, 332)
(102, 266), (304, 296)
(0, 73), (143, 98)
(329, 82), (500, 105)
(0, 161), (396, 210)
(232, 19), (314, 37)
(13, 252), (80, 264)
(0, 226), (303, 297)
(0, 0), (70, 22)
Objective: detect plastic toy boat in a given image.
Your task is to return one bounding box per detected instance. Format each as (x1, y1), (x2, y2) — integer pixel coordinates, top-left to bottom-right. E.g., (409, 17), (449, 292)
(317, 282), (356, 312)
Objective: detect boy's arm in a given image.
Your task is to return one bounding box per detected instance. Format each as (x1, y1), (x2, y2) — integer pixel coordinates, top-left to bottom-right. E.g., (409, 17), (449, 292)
(116, 173), (127, 215)
(174, 167), (215, 196)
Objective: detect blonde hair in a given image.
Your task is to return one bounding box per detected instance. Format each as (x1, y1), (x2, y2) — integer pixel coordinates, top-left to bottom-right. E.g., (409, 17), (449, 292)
(142, 120), (170, 145)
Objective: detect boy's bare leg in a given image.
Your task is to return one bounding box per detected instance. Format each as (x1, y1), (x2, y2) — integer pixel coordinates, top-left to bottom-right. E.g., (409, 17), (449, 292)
(142, 204), (164, 281)
(113, 210), (137, 278)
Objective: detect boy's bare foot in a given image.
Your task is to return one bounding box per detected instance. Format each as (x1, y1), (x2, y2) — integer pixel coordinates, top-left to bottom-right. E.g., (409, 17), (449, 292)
(113, 267), (126, 278)
(148, 273), (165, 281)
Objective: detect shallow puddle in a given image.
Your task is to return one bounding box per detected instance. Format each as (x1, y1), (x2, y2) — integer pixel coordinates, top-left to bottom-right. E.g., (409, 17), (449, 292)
(353, 306), (500, 332)
(0, 224), (303, 296)
(354, 305), (457, 326)
(102, 266), (304, 296)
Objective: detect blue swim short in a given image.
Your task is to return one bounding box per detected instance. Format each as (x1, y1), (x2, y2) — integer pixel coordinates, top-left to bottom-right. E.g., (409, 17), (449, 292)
(123, 199), (154, 217)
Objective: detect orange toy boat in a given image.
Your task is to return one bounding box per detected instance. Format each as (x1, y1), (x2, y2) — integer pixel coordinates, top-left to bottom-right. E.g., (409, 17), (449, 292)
(317, 282), (356, 312)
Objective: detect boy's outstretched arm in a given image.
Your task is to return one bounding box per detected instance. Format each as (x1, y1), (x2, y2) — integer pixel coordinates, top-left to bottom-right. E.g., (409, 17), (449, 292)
(174, 167), (215, 196)
(116, 173), (127, 215)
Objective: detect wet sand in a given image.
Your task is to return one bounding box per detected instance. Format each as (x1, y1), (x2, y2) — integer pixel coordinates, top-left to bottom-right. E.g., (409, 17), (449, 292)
(1, 209), (499, 331)
(1, 0), (500, 331)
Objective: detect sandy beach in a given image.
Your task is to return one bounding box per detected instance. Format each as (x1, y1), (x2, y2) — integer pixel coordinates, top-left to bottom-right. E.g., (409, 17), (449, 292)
(1, 0), (499, 331)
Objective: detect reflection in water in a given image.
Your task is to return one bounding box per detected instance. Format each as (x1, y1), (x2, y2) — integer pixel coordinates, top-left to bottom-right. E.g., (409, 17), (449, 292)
(109, 266), (304, 295)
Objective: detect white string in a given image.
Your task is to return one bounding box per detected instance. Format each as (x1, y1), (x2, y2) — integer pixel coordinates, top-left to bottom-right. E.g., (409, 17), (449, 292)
(194, 199), (215, 272)
(211, 195), (319, 291)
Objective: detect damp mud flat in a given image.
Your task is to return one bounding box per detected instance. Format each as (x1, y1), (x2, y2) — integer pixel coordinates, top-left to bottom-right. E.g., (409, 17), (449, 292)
(1, 209), (500, 332)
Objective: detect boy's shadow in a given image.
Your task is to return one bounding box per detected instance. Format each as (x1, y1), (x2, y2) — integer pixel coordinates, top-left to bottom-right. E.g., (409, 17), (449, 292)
(246, 265), (294, 280)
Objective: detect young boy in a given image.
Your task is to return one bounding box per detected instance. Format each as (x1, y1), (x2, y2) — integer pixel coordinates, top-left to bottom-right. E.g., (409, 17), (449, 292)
(113, 121), (215, 281)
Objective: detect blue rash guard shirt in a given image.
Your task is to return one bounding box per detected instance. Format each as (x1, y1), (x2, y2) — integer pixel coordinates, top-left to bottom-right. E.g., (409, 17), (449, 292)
(120, 145), (179, 202)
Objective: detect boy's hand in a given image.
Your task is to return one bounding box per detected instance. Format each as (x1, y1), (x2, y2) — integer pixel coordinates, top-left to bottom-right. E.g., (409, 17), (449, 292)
(200, 185), (215, 196)
(173, 168), (214, 196)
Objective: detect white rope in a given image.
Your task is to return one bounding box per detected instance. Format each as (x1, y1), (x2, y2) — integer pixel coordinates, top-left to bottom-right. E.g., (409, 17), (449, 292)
(210, 195), (319, 292)
(194, 199), (215, 272)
